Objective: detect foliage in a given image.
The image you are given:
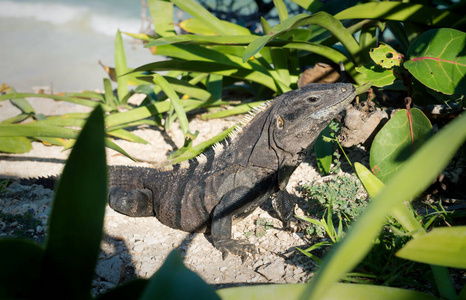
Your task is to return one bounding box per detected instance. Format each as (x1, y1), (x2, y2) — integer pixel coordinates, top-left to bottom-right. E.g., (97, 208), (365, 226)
(0, 106), (219, 299)
(301, 174), (368, 221)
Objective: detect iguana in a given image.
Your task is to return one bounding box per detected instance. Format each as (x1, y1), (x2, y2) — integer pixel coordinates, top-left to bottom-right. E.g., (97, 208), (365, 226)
(18, 83), (356, 261)
(106, 83), (355, 260)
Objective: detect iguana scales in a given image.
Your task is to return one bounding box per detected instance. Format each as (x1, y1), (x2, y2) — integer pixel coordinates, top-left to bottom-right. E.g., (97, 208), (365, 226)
(20, 83), (356, 261)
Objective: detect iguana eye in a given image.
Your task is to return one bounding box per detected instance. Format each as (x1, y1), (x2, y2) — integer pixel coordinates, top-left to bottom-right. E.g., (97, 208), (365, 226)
(306, 95), (321, 104)
(276, 116), (284, 129)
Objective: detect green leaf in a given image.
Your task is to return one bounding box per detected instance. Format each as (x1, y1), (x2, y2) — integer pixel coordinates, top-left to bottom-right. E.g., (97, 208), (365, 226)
(103, 78), (117, 108)
(369, 43), (404, 69)
(105, 101), (171, 128)
(0, 136), (32, 153)
(0, 123), (80, 139)
(105, 138), (136, 161)
(0, 93), (113, 111)
(273, 0), (289, 22)
(218, 282), (439, 300)
(355, 64), (397, 87)
(152, 74), (191, 136)
(334, 2), (462, 27)
(292, 0), (323, 12)
(179, 18), (250, 36)
(396, 226), (466, 269)
(169, 126), (234, 164)
(115, 30), (129, 104)
(145, 35), (256, 47)
(147, 0), (175, 37)
(171, 0), (250, 36)
(141, 250), (220, 300)
(0, 239), (44, 298)
(201, 101), (265, 120)
(404, 28), (466, 95)
(242, 12), (360, 66)
(107, 129), (149, 144)
(315, 125), (332, 175)
(370, 108), (433, 183)
(300, 111), (466, 300)
(134, 60), (278, 92)
(97, 279), (148, 300)
(40, 105), (107, 299)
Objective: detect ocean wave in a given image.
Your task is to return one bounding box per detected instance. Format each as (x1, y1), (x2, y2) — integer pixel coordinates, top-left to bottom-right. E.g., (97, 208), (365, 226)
(0, 0), (142, 36)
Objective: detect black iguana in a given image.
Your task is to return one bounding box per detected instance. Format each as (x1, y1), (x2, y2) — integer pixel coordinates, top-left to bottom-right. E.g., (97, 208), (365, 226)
(16, 83), (355, 261)
(106, 83), (356, 260)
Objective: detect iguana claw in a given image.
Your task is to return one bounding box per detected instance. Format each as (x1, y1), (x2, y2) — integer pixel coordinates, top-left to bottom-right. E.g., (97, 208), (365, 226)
(214, 239), (256, 263)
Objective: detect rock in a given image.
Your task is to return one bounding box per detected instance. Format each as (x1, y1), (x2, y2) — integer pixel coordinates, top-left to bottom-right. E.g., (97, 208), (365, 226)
(340, 102), (389, 147)
(95, 256), (125, 285)
(256, 259), (286, 281)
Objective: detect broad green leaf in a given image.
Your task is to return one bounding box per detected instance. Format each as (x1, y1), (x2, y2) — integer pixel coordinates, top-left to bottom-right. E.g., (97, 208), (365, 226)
(141, 250), (220, 300)
(179, 18), (250, 36)
(396, 226), (466, 269)
(355, 64), (397, 87)
(369, 43), (403, 69)
(152, 74), (191, 136)
(300, 112), (466, 300)
(40, 105), (107, 299)
(0, 239), (44, 298)
(147, 0), (175, 37)
(0, 136), (32, 153)
(370, 108), (433, 183)
(404, 28), (466, 95)
(115, 30), (129, 104)
(335, 3), (461, 27)
(218, 282), (438, 300)
(315, 125), (332, 175)
(171, 0), (250, 36)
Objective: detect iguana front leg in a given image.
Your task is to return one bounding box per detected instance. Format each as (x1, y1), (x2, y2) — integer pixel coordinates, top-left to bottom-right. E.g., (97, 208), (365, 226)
(211, 187), (258, 262)
(273, 189), (305, 232)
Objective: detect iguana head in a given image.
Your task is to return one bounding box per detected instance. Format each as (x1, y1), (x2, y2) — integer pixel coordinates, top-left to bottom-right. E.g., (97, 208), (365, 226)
(271, 83), (356, 155)
(270, 83), (356, 189)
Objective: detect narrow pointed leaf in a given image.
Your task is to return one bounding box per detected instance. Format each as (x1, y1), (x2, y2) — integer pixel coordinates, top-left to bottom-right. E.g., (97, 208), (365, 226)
(40, 105), (107, 299)
(171, 0), (249, 35)
(335, 2), (461, 27)
(147, 0), (175, 37)
(218, 282), (439, 300)
(115, 30), (129, 104)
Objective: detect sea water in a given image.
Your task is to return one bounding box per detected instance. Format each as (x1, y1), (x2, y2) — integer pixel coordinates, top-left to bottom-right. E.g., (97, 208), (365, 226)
(0, 0), (158, 92)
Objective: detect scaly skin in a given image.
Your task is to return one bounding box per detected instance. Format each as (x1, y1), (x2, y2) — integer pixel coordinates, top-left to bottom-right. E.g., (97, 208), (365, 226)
(108, 83), (356, 261)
